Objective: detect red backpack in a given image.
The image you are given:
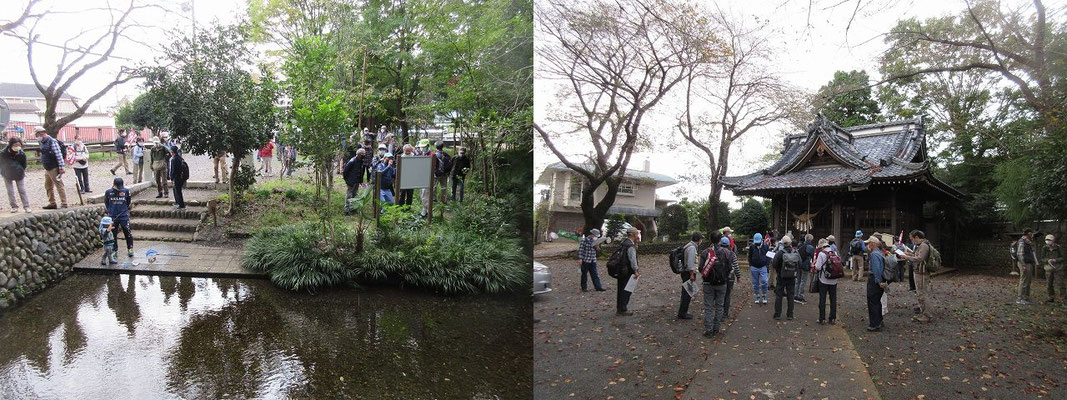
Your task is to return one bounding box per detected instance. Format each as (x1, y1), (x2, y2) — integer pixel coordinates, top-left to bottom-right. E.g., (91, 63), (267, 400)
(823, 248), (845, 279)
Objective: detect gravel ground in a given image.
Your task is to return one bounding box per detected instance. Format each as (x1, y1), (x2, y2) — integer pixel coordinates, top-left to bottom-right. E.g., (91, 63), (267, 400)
(836, 272), (1067, 399)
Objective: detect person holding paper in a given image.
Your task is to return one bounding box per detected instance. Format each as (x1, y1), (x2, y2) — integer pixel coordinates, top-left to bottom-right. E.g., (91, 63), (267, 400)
(616, 227), (641, 316)
(677, 232), (702, 320)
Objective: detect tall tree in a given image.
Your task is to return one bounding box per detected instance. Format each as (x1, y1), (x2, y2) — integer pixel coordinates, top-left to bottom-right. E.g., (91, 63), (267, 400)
(814, 70), (881, 128)
(11, 1), (155, 137)
(677, 10), (798, 233)
(146, 23), (280, 213)
(114, 90), (169, 135)
(535, 0), (722, 232)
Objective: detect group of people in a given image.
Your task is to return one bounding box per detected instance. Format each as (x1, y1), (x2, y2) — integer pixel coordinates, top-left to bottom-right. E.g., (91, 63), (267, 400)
(1010, 229), (1066, 305)
(341, 130), (471, 216)
(576, 225), (941, 337)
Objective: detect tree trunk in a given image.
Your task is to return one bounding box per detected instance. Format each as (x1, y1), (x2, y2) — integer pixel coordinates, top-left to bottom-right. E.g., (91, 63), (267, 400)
(228, 156), (241, 213)
(580, 177), (621, 233)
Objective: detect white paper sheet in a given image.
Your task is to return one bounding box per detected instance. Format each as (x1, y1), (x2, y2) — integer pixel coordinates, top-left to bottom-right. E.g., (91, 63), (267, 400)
(683, 280), (699, 297)
(894, 249), (906, 256)
(624, 275), (639, 292)
(765, 251), (776, 259)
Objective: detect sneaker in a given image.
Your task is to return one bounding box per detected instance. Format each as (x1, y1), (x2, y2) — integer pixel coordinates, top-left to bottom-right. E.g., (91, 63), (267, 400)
(828, 320), (836, 325)
(173, 205), (181, 210)
(795, 297), (807, 304)
(773, 315), (781, 320)
(23, 207), (31, 213)
(616, 310), (634, 316)
(9, 208), (17, 213)
(128, 249), (134, 258)
(108, 259), (118, 265)
(787, 316), (794, 320)
(110, 169), (116, 175)
(677, 313), (694, 320)
(100, 260), (106, 266)
(595, 288), (606, 292)
(866, 325), (882, 332)
(761, 296), (768, 304)
(581, 288), (588, 292)
(754, 298), (760, 305)
(42, 204), (57, 210)
(1016, 299), (1031, 305)
(703, 330), (714, 338)
(156, 194), (163, 198)
(817, 320), (825, 325)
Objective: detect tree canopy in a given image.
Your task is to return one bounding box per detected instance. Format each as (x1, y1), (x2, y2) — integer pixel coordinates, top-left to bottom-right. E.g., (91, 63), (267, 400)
(814, 70), (881, 128)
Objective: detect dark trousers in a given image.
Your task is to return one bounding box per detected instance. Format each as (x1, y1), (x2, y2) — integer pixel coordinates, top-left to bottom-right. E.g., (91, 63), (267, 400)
(818, 282), (838, 322)
(116, 219), (133, 250)
(74, 168), (89, 192)
(173, 180), (185, 208)
(908, 261), (916, 291)
(398, 189), (414, 205)
(774, 277), (796, 318)
(451, 176), (465, 202)
(723, 279), (734, 319)
(616, 273), (632, 312)
(867, 277), (885, 328)
(580, 261), (603, 291)
(678, 272), (694, 317)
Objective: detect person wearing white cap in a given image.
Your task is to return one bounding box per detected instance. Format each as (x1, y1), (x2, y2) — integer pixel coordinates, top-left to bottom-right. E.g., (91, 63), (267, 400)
(1040, 234), (1064, 305)
(813, 238), (838, 324)
(771, 235), (799, 320)
(577, 229), (607, 292)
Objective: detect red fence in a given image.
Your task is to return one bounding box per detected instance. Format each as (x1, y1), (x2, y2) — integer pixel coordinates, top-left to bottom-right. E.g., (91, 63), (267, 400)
(4, 122), (153, 145)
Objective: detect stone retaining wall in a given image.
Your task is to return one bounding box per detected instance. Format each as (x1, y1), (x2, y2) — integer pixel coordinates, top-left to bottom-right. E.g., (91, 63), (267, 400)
(0, 206), (104, 308)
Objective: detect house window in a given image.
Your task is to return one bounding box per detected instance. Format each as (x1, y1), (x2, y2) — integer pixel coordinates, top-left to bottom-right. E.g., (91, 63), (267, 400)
(618, 182), (635, 196)
(569, 176), (582, 201)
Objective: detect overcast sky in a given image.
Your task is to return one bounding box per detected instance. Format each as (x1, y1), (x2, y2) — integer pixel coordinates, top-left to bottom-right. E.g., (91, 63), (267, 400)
(0, 0), (245, 111)
(534, 0), (1053, 209)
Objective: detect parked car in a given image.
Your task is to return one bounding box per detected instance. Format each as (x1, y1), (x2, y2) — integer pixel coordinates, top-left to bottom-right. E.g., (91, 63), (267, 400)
(533, 261), (552, 295)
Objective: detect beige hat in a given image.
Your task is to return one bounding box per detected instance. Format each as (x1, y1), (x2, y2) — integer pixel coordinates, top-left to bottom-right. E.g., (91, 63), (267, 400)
(827, 235), (836, 242)
(781, 236), (792, 245)
(1046, 234), (1055, 241)
(626, 227), (640, 235)
(721, 226), (733, 233)
(864, 236), (881, 245)
(817, 238), (829, 248)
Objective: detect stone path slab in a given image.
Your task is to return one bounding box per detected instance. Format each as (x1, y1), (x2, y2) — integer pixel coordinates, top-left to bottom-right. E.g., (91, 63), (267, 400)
(681, 283), (880, 400)
(73, 240), (265, 279)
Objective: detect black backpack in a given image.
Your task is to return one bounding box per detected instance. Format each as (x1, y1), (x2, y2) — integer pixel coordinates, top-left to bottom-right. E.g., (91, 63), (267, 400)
(668, 245), (687, 274)
(780, 248), (800, 279)
(701, 247), (729, 285)
(850, 239), (864, 255)
(607, 242), (632, 278)
(179, 159), (190, 181)
(57, 140), (68, 162)
(436, 151), (453, 177)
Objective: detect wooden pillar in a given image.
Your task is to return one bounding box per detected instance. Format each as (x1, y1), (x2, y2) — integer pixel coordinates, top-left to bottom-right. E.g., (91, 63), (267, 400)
(890, 189), (898, 238)
(832, 196), (842, 243)
(772, 195), (781, 233)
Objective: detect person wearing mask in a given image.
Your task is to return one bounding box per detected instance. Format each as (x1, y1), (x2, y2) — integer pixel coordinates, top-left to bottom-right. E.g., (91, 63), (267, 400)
(397, 144), (417, 205)
(850, 230), (867, 281)
(0, 137), (31, 213)
(342, 148), (367, 215)
(677, 232), (702, 320)
(150, 137), (170, 198)
(377, 126), (389, 144)
(576, 229), (607, 292)
(131, 137), (146, 184)
(748, 233), (770, 305)
(896, 230), (934, 321)
(110, 130), (132, 175)
(865, 235), (887, 331)
(795, 233), (815, 304)
(377, 153), (396, 205)
(382, 133), (398, 156)
(616, 227), (641, 316)
(284, 145), (297, 177)
(169, 146), (187, 209)
(451, 146), (470, 202)
(417, 139), (433, 218)
(35, 128), (67, 209)
(771, 235), (800, 320)
(813, 238), (838, 324)
(702, 235), (740, 338)
(104, 177), (135, 258)
(72, 136), (91, 193)
(1040, 234), (1064, 305)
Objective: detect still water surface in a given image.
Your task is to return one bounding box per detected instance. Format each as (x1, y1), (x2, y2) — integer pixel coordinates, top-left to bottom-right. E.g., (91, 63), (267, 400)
(0, 274), (532, 399)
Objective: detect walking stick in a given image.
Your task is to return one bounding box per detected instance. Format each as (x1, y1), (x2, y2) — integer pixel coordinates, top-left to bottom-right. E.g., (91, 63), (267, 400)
(56, 172), (83, 206)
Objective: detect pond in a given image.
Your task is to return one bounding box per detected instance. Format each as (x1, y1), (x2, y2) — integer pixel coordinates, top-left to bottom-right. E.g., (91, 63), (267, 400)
(0, 274), (532, 399)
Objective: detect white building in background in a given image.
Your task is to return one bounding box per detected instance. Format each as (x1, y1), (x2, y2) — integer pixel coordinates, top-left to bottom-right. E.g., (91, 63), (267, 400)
(0, 83), (114, 127)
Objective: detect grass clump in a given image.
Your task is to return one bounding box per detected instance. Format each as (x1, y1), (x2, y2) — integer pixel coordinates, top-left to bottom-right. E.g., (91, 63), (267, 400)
(241, 222), (359, 292)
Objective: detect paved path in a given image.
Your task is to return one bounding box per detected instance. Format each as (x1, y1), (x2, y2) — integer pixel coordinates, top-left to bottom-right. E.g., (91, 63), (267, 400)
(680, 284), (880, 400)
(533, 241), (578, 259)
(73, 240), (264, 279)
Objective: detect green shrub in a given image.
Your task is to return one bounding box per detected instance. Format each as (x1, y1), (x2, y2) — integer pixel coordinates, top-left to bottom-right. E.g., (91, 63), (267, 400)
(233, 164), (257, 193)
(241, 222), (359, 292)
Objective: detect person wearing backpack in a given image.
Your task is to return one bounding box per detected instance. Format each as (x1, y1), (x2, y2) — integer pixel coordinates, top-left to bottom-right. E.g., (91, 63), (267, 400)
(1009, 237), (1021, 276)
(849, 230), (867, 282)
(35, 128), (68, 210)
(677, 232), (703, 320)
(1040, 234), (1064, 305)
(813, 238), (839, 324)
(865, 236), (887, 332)
(110, 129), (132, 175)
(748, 233), (770, 305)
(433, 141), (452, 204)
(794, 233), (815, 304)
(577, 229), (608, 292)
(771, 236), (800, 320)
(701, 236), (739, 338)
(168, 146), (188, 209)
(451, 146), (470, 202)
(150, 137), (171, 198)
(614, 227), (641, 316)
(897, 230), (935, 321)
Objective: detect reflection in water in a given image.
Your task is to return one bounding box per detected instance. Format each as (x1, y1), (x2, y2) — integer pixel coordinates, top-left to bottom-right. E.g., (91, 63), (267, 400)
(0, 274), (531, 399)
(0, 275), (531, 398)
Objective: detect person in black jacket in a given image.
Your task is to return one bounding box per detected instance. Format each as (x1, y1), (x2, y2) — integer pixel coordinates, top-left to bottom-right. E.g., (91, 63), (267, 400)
(0, 137), (31, 213)
(168, 146), (186, 209)
(343, 148), (367, 215)
(104, 177), (134, 257)
(451, 146), (470, 202)
(110, 130), (132, 175)
(36, 128), (67, 209)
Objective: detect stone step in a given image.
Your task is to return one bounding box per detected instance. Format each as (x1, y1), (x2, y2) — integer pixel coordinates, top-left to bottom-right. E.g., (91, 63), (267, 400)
(133, 198), (209, 207)
(131, 229), (197, 242)
(130, 204), (206, 220)
(131, 218), (201, 233)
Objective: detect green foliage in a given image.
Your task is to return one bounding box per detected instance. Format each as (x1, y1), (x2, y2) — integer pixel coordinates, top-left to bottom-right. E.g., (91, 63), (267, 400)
(232, 164), (257, 194)
(114, 91), (168, 133)
(659, 203), (688, 240)
(242, 222), (359, 292)
(814, 70), (881, 128)
(605, 214), (626, 238)
(733, 199), (769, 239)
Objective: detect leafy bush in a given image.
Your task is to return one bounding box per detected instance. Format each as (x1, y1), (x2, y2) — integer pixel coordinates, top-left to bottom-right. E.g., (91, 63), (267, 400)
(233, 164), (257, 193)
(659, 203), (688, 240)
(242, 222), (359, 292)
